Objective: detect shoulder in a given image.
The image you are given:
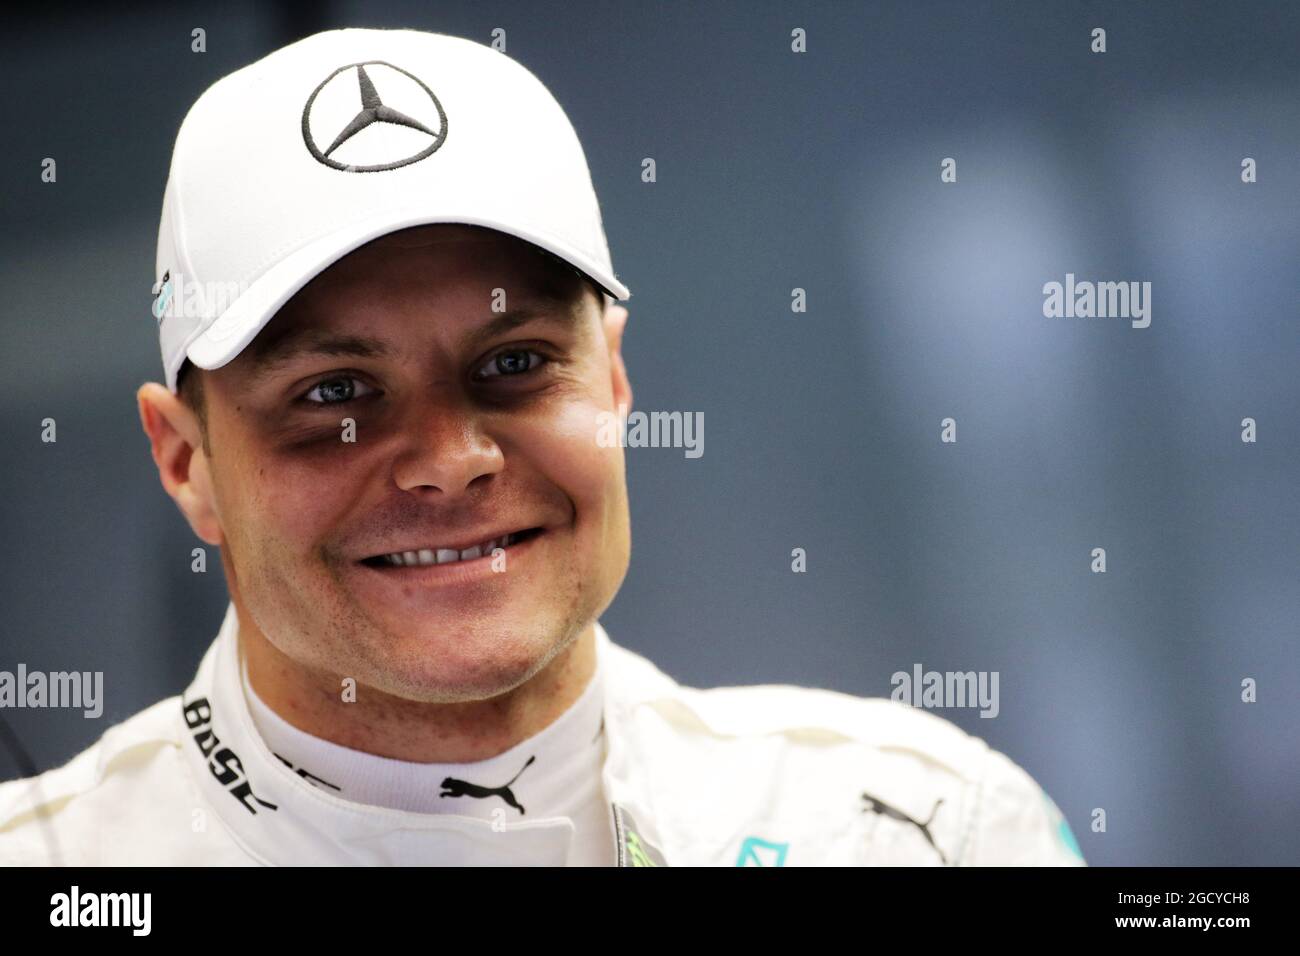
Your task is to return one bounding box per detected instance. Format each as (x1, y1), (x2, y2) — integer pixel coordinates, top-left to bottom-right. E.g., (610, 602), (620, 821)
(603, 640), (1086, 865)
(0, 696), (196, 865)
(606, 639), (992, 774)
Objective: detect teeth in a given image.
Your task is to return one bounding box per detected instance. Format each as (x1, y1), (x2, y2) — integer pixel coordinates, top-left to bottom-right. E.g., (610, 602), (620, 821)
(374, 531), (531, 567)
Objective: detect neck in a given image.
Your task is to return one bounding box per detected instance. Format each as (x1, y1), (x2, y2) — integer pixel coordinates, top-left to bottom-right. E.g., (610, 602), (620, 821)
(236, 604), (598, 764)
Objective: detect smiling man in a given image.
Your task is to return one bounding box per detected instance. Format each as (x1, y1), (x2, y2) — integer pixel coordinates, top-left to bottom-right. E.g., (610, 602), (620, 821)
(0, 27), (1084, 867)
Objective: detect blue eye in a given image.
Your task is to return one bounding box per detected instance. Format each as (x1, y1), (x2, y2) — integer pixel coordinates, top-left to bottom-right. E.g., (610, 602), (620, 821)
(478, 349), (547, 378)
(303, 376), (377, 405)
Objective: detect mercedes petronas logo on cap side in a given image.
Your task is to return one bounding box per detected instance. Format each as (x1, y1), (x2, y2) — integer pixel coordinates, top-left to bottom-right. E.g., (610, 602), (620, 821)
(301, 61), (448, 172)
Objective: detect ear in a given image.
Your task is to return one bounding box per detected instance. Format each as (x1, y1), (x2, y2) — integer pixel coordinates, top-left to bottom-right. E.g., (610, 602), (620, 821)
(600, 301), (633, 412)
(136, 382), (225, 547)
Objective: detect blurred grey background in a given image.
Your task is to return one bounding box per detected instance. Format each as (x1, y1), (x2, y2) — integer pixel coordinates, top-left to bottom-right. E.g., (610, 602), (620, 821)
(1, 1), (1297, 865)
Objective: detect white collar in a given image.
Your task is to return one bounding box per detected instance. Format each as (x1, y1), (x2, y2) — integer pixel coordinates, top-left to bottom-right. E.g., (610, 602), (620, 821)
(238, 618), (607, 819)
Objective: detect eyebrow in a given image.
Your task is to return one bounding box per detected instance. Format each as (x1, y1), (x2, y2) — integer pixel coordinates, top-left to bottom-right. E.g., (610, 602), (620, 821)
(247, 299), (585, 376)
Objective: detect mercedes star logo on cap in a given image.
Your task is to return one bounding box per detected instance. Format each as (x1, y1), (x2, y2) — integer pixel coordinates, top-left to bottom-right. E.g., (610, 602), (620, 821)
(301, 61), (448, 172)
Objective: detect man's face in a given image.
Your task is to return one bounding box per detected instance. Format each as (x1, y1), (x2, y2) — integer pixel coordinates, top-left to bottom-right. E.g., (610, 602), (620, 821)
(195, 224), (631, 702)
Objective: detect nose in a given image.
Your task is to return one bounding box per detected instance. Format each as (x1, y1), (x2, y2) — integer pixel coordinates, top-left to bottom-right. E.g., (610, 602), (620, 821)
(390, 391), (504, 495)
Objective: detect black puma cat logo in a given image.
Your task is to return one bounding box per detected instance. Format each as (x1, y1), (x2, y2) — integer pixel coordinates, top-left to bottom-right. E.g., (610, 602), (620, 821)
(440, 755), (536, 814)
(861, 792), (947, 864)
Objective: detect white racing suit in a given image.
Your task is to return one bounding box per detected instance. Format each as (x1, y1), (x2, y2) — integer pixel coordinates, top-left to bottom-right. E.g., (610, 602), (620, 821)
(0, 602), (1086, 866)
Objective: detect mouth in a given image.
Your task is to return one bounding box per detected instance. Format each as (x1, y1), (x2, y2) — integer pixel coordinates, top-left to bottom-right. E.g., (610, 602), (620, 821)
(358, 527), (546, 569)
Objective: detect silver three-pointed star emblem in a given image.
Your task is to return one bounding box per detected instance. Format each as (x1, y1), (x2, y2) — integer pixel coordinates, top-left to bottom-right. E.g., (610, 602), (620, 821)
(301, 61), (448, 172)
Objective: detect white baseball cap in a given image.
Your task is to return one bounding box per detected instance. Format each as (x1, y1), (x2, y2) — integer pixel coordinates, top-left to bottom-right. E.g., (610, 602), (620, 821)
(153, 27), (630, 394)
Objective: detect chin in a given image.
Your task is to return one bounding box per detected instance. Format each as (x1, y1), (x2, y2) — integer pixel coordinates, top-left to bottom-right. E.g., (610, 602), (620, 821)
(368, 620), (560, 700)
(369, 662), (543, 705)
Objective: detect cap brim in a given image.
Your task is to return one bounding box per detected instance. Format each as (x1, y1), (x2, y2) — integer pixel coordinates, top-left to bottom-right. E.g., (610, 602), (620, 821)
(185, 206), (630, 374)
